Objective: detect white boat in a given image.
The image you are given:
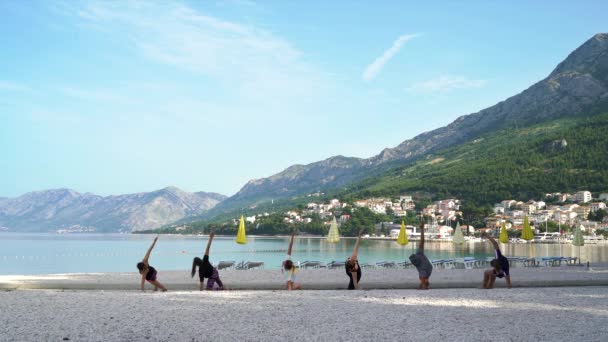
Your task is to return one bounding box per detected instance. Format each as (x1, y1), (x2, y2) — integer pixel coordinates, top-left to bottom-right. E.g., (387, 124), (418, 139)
(533, 232), (561, 242)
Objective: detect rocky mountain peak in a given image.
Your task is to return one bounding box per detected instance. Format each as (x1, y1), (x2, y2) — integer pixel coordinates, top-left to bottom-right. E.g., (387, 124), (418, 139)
(550, 33), (608, 78)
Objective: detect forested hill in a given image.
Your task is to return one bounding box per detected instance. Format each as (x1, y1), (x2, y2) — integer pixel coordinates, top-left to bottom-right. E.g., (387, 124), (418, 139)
(338, 111), (608, 205)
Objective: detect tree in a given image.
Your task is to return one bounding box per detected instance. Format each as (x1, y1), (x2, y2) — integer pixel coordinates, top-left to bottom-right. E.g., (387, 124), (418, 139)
(588, 209), (607, 222)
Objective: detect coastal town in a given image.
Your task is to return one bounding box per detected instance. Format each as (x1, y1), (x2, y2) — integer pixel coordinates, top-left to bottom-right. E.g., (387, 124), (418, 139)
(230, 190), (608, 240)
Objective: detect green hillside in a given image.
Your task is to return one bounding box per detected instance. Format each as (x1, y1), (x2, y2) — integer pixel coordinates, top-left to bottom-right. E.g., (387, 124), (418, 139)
(148, 111), (608, 234)
(340, 112), (608, 205)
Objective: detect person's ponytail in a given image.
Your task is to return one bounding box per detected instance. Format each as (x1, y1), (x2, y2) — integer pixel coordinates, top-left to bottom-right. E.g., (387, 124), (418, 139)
(191, 257), (202, 277)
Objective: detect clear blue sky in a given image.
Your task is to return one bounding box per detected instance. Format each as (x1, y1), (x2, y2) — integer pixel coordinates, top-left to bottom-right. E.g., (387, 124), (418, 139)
(1, 1), (606, 197)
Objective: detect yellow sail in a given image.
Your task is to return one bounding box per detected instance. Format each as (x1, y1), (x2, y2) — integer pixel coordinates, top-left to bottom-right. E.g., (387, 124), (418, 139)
(236, 215), (247, 244)
(327, 216), (340, 243)
(499, 222), (509, 243)
(396, 220), (409, 245)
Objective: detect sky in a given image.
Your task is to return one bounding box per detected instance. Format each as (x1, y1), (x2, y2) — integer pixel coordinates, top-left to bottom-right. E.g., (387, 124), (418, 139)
(1, 0), (607, 198)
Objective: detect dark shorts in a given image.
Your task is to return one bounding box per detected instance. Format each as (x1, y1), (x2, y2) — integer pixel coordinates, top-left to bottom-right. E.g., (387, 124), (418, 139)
(145, 269), (157, 282)
(495, 249), (509, 276)
(418, 268), (432, 279)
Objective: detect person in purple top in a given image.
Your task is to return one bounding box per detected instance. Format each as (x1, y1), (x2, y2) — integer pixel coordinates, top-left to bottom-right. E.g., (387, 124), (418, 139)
(482, 232), (512, 289)
(137, 236), (168, 292)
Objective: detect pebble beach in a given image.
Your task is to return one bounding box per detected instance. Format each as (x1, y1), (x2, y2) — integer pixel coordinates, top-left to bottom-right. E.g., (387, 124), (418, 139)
(1, 287), (607, 342)
(1, 266), (608, 341)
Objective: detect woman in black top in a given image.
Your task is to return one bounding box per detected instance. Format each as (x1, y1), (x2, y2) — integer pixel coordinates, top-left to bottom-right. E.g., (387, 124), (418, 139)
(345, 230), (364, 290)
(137, 236), (167, 292)
(191, 232), (225, 290)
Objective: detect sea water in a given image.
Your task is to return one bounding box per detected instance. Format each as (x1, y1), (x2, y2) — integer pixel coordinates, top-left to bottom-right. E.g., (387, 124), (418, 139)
(0, 233), (606, 275)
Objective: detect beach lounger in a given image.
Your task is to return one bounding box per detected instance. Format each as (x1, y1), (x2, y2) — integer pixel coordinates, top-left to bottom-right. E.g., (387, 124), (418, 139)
(398, 261), (413, 269)
(236, 261), (265, 270)
(300, 261), (323, 269)
(507, 257), (527, 268)
(522, 258), (539, 267)
(441, 259), (456, 269)
(453, 258), (477, 269)
(326, 261), (346, 269)
(375, 261), (396, 269)
(217, 260), (236, 270)
(430, 260), (442, 268)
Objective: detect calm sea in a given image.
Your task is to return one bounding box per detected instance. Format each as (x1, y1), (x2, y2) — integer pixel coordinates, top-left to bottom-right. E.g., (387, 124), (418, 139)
(0, 233), (606, 275)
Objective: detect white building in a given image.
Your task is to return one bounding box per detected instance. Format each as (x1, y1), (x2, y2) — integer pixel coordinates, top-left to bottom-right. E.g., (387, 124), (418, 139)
(573, 206), (590, 219)
(590, 202), (607, 212)
(523, 203), (537, 215)
(575, 191), (592, 203)
(399, 195), (413, 203)
(493, 206), (505, 214)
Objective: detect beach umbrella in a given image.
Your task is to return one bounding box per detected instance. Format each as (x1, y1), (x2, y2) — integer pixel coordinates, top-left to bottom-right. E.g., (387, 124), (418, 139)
(452, 221), (465, 244)
(572, 224), (584, 264)
(572, 225), (585, 246)
(499, 222), (509, 244)
(327, 216), (340, 243)
(521, 215), (534, 241)
(236, 215), (247, 244)
(396, 219), (409, 245)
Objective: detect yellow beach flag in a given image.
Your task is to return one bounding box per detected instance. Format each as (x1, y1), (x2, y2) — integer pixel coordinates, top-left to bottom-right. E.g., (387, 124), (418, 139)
(236, 215), (247, 244)
(327, 216), (340, 243)
(499, 222), (509, 243)
(396, 220), (409, 245)
(521, 215), (534, 241)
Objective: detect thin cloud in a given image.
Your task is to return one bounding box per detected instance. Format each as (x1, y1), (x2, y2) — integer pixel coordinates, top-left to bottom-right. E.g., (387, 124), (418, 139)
(406, 75), (487, 93)
(363, 34), (419, 81)
(0, 81), (29, 92)
(69, 1), (326, 103)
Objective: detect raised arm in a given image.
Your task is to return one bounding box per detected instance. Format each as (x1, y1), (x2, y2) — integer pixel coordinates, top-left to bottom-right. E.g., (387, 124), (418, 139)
(483, 232), (499, 250)
(205, 232), (215, 256)
(287, 233), (295, 256)
(142, 236), (159, 265)
(350, 229), (364, 260)
(419, 221), (425, 250)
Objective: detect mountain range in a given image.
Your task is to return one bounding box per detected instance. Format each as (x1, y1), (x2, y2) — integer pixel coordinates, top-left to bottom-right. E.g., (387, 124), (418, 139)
(204, 33), (608, 219)
(0, 187), (226, 232)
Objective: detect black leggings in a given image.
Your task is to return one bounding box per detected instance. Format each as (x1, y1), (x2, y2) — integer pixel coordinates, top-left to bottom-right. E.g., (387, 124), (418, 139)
(347, 268), (362, 290)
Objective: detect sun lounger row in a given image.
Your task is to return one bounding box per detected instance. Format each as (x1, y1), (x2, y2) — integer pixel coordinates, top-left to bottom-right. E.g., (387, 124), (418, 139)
(215, 260), (265, 270)
(216, 256), (578, 271)
(508, 256), (578, 267)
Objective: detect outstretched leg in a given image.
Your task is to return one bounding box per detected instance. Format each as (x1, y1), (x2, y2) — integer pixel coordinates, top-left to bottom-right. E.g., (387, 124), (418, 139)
(215, 277), (225, 290)
(149, 280), (167, 292)
(482, 270), (496, 289)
